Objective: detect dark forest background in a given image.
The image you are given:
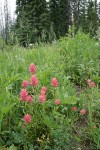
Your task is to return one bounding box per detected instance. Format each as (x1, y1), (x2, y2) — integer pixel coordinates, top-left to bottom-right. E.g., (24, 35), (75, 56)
(0, 0), (100, 47)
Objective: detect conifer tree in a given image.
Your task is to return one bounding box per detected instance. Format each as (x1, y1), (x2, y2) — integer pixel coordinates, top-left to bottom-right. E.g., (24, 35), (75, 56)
(49, 0), (61, 38)
(16, 0), (51, 46)
(77, 0), (88, 33)
(15, 0), (100, 45)
(4, 0), (11, 44)
(87, 0), (99, 36)
(70, 0), (81, 32)
(15, 0), (30, 46)
(59, 0), (71, 36)
(29, 0), (51, 43)
(0, 3), (5, 39)
(99, 2), (100, 24)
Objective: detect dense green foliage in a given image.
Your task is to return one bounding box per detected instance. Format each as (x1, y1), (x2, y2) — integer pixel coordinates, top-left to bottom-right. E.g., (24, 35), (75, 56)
(0, 0), (100, 46)
(59, 32), (100, 85)
(14, 0), (100, 46)
(0, 33), (100, 149)
(15, 0), (51, 46)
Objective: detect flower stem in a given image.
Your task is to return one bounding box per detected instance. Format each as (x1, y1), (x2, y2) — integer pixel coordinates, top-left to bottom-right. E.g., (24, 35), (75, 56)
(54, 87), (56, 100)
(88, 88), (93, 135)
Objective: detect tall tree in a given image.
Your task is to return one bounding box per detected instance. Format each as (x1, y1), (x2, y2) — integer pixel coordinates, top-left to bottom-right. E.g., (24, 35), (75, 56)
(15, 0), (100, 45)
(99, 2), (100, 25)
(16, 0), (51, 46)
(59, 0), (71, 37)
(70, 0), (81, 32)
(76, 0), (88, 33)
(0, 3), (5, 39)
(4, 0), (11, 44)
(49, 0), (61, 38)
(87, 0), (99, 36)
(15, 0), (30, 46)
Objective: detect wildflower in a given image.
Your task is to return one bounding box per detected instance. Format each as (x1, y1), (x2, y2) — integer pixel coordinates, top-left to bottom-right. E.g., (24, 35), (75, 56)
(26, 95), (32, 102)
(19, 89), (28, 101)
(80, 109), (86, 115)
(51, 78), (58, 87)
(71, 107), (77, 111)
(30, 75), (38, 86)
(22, 80), (29, 88)
(29, 63), (36, 74)
(87, 79), (95, 88)
(40, 86), (47, 95)
(22, 114), (31, 123)
(38, 94), (46, 103)
(54, 99), (60, 105)
(87, 79), (91, 84)
(89, 82), (95, 88)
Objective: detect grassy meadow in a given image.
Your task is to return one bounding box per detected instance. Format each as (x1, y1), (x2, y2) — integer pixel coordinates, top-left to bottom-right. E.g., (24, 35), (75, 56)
(0, 32), (100, 150)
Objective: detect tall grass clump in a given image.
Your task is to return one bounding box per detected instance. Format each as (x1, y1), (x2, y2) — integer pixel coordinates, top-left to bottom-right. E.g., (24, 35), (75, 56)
(59, 31), (100, 86)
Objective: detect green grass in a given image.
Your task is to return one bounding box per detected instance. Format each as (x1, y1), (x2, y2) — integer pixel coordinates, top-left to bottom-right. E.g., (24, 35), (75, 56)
(0, 32), (100, 149)
(59, 32), (100, 85)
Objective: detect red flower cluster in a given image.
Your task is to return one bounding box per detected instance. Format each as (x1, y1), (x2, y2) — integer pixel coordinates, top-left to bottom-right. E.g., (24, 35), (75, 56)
(71, 107), (86, 115)
(54, 99), (60, 105)
(40, 86), (47, 95)
(20, 63), (37, 125)
(20, 64), (61, 125)
(19, 89), (32, 103)
(20, 63), (92, 128)
(30, 75), (38, 86)
(22, 80), (29, 88)
(20, 64), (39, 103)
(29, 63), (36, 74)
(38, 94), (46, 103)
(87, 79), (95, 88)
(51, 78), (58, 87)
(71, 107), (77, 111)
(22, 114), (31, 124)
(80, 109), (86, 115)
(51, 78), (61, 105)
(19, 89), (28, 101)
(38, 86), (47, 103)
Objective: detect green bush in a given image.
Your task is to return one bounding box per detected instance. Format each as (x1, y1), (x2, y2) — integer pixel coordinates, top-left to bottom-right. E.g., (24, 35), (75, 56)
(59, 31), (100, 85)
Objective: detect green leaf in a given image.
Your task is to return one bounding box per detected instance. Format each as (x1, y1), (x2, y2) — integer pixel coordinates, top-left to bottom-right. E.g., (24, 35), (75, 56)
(29, 144), (34, 150)
(7, 144), (17, 150)
(61, 96), (78, 105)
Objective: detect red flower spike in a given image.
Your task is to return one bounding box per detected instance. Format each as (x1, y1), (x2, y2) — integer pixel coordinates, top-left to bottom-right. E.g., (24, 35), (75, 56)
(87, 79), (91, 84)
(40, 86), (47, 95)
(22, 80), (29, 88)
(30, 75), (38, 86)
(54, 99), (60, 105)
(38, 94), (46, 103)
(51, 78), (58, 87)
(89, 82), (95, 88)
(80, 109), (86, 115)
(71, 107), (77, 111)
(19, 89), (28, 101)
(22, 114), (31, 123)
(29, 63), (36, 74)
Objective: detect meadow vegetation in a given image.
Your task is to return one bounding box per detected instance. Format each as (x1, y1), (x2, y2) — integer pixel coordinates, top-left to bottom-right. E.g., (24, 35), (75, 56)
(0, 32), (100, 150)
